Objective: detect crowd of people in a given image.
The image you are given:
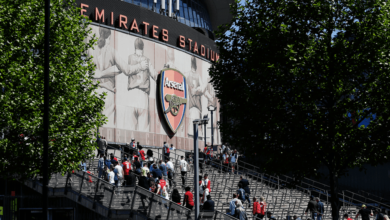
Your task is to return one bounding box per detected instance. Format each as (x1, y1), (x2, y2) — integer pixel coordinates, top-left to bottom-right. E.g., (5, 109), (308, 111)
(90, 139), (389, 220)
(304, 196), (390, 220)
(90, 140), (256, 216)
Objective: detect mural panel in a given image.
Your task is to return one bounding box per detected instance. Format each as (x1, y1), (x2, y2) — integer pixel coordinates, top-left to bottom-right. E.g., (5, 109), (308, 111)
(88, 26), (221, 148)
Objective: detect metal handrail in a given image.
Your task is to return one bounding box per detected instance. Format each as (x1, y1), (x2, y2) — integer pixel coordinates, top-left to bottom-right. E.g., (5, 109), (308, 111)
(89, 143), (386, 219)
(233, 156), (390, 211)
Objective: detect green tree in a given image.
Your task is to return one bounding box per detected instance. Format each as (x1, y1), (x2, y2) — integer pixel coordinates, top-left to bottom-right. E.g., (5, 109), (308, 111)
(210, 0), (390, 219)
(0, 0), (106, 179)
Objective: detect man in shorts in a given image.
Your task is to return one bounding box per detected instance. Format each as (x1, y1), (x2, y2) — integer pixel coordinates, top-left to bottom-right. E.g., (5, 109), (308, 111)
(230, 150), (238, 174)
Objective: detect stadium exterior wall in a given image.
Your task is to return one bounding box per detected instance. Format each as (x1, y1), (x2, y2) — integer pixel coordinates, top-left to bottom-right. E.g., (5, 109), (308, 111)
(79, 0), (222, 149)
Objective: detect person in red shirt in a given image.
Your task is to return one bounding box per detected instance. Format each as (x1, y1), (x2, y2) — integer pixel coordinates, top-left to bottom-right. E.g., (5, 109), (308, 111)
(344, 214), (353, 220)
(183, 186), (194, 210)
(122, 158), (131, 186)
(203, 174), (211, 192)
(86, 168), (94, 183)
(253, 197), (262, 219)
(259, 196), (267, 219)
(132, 151), (139, 164)
(139, 146), (146, 167)
(156, 176), (168, 199)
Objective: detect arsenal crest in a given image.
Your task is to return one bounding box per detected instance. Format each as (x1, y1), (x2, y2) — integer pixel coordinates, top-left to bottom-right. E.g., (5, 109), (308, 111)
(159, 68), (188, 134)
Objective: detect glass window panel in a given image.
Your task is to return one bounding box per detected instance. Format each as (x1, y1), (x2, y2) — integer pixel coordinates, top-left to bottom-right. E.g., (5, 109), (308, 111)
(156, 0), (161, 11)
(192, 1), (198, 26)
(196, 4), (202, 27)
(192, 2), (198, 27)
(148, 0), (153, 10)
(182, 0), (190, 25)
(199, 5), (205, 28)
(188, 0), (194, 25)
(178, 0), (185, 23)
(198, 6), (203, 28)
(123, 0), (132, 4)
(140, 0), (148, 8)
(133, 0), (140, 6)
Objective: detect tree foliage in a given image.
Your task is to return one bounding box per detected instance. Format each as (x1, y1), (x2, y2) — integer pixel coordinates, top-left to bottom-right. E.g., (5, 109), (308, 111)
(0, 0), (106, 179)
(210, 0), (390, 219)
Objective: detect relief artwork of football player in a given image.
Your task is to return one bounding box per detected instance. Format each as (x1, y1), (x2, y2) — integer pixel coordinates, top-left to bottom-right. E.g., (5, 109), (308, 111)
(90, 27), (149, 128)
(204, 76), (218, 144)
(125, 38), (158, 132)
(184, 56), (207, 139)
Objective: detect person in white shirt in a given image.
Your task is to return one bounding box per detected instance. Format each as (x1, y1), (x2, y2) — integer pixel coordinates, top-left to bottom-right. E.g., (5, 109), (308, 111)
(198, 175), (204, 198)
(166, 158), (175, 187)
(179, 156), (188, 186)
(114, 162), (124, 186)
(170, 144), (176, 153)
(201, 185), (210, 204)
(108, 167), (115, 185)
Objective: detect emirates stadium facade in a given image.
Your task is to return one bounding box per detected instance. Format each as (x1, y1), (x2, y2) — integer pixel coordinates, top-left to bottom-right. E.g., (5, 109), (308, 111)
(79, 0), (233, 149)
(0, 1), (233, 219)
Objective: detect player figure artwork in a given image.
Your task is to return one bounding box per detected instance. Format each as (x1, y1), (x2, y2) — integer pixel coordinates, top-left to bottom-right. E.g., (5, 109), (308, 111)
(185, 56), (207, 138)
(87, 26), (221, 145)
(88, 27), (149, 128)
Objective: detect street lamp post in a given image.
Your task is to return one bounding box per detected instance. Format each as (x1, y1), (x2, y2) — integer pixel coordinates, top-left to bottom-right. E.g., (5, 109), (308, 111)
(207, 106), (217, 150)
(202, 115), (209, 148)
(193, 119), (201, 220)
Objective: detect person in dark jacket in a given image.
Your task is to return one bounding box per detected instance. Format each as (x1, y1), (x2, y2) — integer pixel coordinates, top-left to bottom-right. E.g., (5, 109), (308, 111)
(305, 195), (318, 220)
(146, 149), (154, 167)
(159, 160), (168, 180)
(137, 172), (149, 209)
(316, 197), (324, 220)
(151, 164), (162, 181)
(266, 211), (276, 220)
(128, 171), (137, 187)
(171, 188), (181, 205)
(239, 176), (251, 207)
(202, 195), (215, 211)
(198, 149), (205, 173)
(138, 173), (150, 190)
(373, 209), (384, 220)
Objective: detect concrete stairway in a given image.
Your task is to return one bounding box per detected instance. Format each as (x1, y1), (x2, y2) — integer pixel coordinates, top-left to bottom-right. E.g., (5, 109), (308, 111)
(22, 146), (381, 220)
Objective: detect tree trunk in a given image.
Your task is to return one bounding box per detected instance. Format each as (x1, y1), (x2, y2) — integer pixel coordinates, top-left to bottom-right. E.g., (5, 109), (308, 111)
(329, 170), (340, 220)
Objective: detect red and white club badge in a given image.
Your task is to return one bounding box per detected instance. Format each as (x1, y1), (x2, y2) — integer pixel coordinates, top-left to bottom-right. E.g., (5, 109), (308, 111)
(159, 69), (188, 133)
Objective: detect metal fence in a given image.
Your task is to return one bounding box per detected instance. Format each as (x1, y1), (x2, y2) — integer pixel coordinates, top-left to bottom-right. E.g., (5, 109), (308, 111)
(24, 144), (390, 220)
(99, 144), (390, 219)
(25, 170), (240, 220)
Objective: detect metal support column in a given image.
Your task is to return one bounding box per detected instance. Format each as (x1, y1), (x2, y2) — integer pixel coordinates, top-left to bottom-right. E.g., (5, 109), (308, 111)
(193, 120), (200, 220)
(211, 109), (214, 149)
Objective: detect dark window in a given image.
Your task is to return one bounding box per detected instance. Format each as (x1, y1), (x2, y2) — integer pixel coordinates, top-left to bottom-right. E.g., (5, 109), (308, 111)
(182, 0), (190, 25)
(120, 0), (213, 31)
(140, 0), (149, 9)
(133, 0), (140, 6)
(187, 0), (194, 26)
